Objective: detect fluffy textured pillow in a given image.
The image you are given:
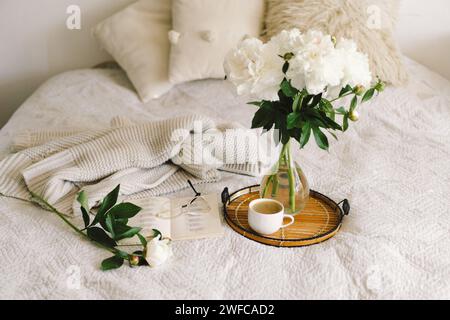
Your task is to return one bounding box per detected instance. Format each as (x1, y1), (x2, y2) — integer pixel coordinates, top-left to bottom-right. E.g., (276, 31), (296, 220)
(265, 0), (409, 86)
(94, 0), (172, 102)
(169, 0), (265, 84)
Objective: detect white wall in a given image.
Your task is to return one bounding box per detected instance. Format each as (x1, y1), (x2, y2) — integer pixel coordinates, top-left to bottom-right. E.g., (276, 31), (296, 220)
(0, 0), (450, 128)
(0, 0), (134, 127)
(396, 0), (450, 81)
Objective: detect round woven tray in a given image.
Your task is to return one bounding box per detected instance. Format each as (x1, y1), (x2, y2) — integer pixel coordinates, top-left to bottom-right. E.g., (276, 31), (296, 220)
(222, 185), (349, 247)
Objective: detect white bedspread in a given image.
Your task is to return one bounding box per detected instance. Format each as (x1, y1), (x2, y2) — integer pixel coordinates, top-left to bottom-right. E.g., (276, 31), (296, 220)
(1, 58), (449, 299)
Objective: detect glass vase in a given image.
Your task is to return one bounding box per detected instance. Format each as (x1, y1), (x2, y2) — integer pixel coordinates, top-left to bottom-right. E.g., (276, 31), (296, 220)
(260, 139), (310, 215)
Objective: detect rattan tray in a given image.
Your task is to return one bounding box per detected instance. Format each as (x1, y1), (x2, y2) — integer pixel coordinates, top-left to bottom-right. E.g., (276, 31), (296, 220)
(221, 185), (349, 247)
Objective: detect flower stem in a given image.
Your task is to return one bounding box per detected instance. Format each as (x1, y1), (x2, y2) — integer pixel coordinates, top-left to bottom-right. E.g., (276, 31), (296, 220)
(286, 141), (296, 213)
(270, 147), (284, 197)
(262, 175), (273, 198)
(31, 192), (86, 238)
(329, 92), (353, 103)
(30, 192), (120, 256)
(271, 174), (279, 197)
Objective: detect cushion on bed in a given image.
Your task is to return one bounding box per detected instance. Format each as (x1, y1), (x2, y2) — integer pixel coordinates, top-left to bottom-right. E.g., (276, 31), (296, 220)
(265, 0), (409, 86)
(168, 0), (265, 84)
(93, 0), (172, 102)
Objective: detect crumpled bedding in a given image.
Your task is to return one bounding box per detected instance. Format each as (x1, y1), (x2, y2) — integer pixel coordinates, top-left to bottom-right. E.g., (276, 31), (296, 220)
(0, 57), (449, 299)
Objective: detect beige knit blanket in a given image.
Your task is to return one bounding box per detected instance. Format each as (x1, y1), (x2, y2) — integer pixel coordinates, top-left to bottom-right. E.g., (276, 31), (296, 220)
(0, 115), (273, 214)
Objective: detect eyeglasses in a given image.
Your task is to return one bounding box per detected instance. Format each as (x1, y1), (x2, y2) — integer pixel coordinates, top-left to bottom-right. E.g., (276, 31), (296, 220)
(156, 180), (211, 219)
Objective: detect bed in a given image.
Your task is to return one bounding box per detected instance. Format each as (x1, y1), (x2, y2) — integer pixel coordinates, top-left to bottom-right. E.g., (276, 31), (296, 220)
(0, 57), (449, 299)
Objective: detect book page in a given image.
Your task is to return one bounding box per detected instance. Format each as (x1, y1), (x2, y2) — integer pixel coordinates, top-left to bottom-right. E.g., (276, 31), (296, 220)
(118, 194), (224, 245)
(170, 194), (224, 241)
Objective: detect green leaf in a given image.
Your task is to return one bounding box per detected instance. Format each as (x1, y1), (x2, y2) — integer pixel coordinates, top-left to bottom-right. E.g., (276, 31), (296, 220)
(137, 233), (147, 247)
(320, 113), (343, 131)
(263, 122), (274, 132)
(319, 98), (336, 121)
(301, 95), (314, 109)
(114, 222), (131, 233)
(247, 101), (261, 107)
(308, 118), (327, 130)
(107, 203), (142, 219)
(292, 93), (305, 112)
(80, 207), (90, 229)
(350, 96), (358, 112)
(319, 99), (333, 113)
(105, 213), (115, 237)
(289, 128), (301, 143)
(116, 218), (128, 225)
(335, 107), (347, 115)
(152, 229), (162, 239)
(328, 130), (339, 141)
(90, 214), (100, 227)
(312, 126), (329, 150)
(287, 112), (301, 129)
(90, 186), (121, 228)
(339, 85), (353, 97)
(115, 250), (129, 260)
(77, 191), (89, 211)
(132, 250), (144, 256)
(304, 108), (340, 131)
(90, 212), (107, 229)
(251, 102), (274, 129)
(87, 227), (117, 248)
(362, 88), (375, 103)
(77, 191), (91, 228)
(280, 79), (298, 97)
(280, 119), (290, 145)
(101, 256), (124, 271)
(310, 93), (323, 108)
(282, 61), (290, 74)
(299, 123), (311, 148)
(115, 227), (142, 241)
(343, 114), (349, 132)
(97, 185), (120, 217)
(329, 111), (336, 122)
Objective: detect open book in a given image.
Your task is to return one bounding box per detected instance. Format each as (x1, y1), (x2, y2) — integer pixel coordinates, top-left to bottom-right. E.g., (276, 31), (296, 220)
(121, 194), (224, 244)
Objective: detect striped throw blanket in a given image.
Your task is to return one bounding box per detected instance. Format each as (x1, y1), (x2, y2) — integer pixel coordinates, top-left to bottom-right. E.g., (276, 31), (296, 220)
(0, 115), (273, 214)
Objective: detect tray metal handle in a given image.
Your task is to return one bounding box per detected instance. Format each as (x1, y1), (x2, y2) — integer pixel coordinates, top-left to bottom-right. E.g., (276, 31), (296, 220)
(338, 199), (350, 216)
(221, 187), (230, 205)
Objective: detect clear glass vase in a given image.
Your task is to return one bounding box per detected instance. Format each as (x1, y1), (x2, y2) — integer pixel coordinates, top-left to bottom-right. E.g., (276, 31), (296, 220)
(260, 139), (310, 215)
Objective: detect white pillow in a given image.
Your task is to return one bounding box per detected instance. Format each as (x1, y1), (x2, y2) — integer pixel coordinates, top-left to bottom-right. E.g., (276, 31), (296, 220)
(168, 0), (265, 84)
(94, 0), (172, 102)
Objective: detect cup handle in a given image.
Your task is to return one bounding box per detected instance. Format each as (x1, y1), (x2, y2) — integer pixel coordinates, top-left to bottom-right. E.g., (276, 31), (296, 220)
(281, 214), (295, 228)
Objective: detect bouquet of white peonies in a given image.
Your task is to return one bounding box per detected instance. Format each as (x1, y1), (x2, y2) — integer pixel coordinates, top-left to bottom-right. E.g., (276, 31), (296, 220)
(224, 29), (385, 214)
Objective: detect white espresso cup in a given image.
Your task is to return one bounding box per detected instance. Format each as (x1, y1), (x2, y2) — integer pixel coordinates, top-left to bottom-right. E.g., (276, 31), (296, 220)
(248, 199), (295, 235)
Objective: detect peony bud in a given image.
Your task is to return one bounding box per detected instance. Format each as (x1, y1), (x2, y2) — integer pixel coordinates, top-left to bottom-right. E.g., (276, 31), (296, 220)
(331, 36), (337, 46)
(353, 85), (365, 96)
(375, 82), (386, 92)
(283, 52), (294, 61)
(349, 110), (359, 122)
(129, 255), (140, 267)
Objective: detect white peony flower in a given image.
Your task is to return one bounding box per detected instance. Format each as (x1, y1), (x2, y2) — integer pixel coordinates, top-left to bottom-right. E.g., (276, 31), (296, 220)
(224, 38), (284, 101)
(336, 38), (372, 88)
(269, 28), (304, 57)
(286, 30), (344, 94)
(225, 29), (372, 99)
(145, 235), (173, 268)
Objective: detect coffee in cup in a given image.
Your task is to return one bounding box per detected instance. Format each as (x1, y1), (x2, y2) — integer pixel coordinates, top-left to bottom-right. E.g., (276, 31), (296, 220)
(248, 199), (294, 235)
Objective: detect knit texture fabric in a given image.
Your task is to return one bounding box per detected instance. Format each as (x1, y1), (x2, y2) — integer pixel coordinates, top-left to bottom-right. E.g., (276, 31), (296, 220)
(0, 115), (272, 215)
